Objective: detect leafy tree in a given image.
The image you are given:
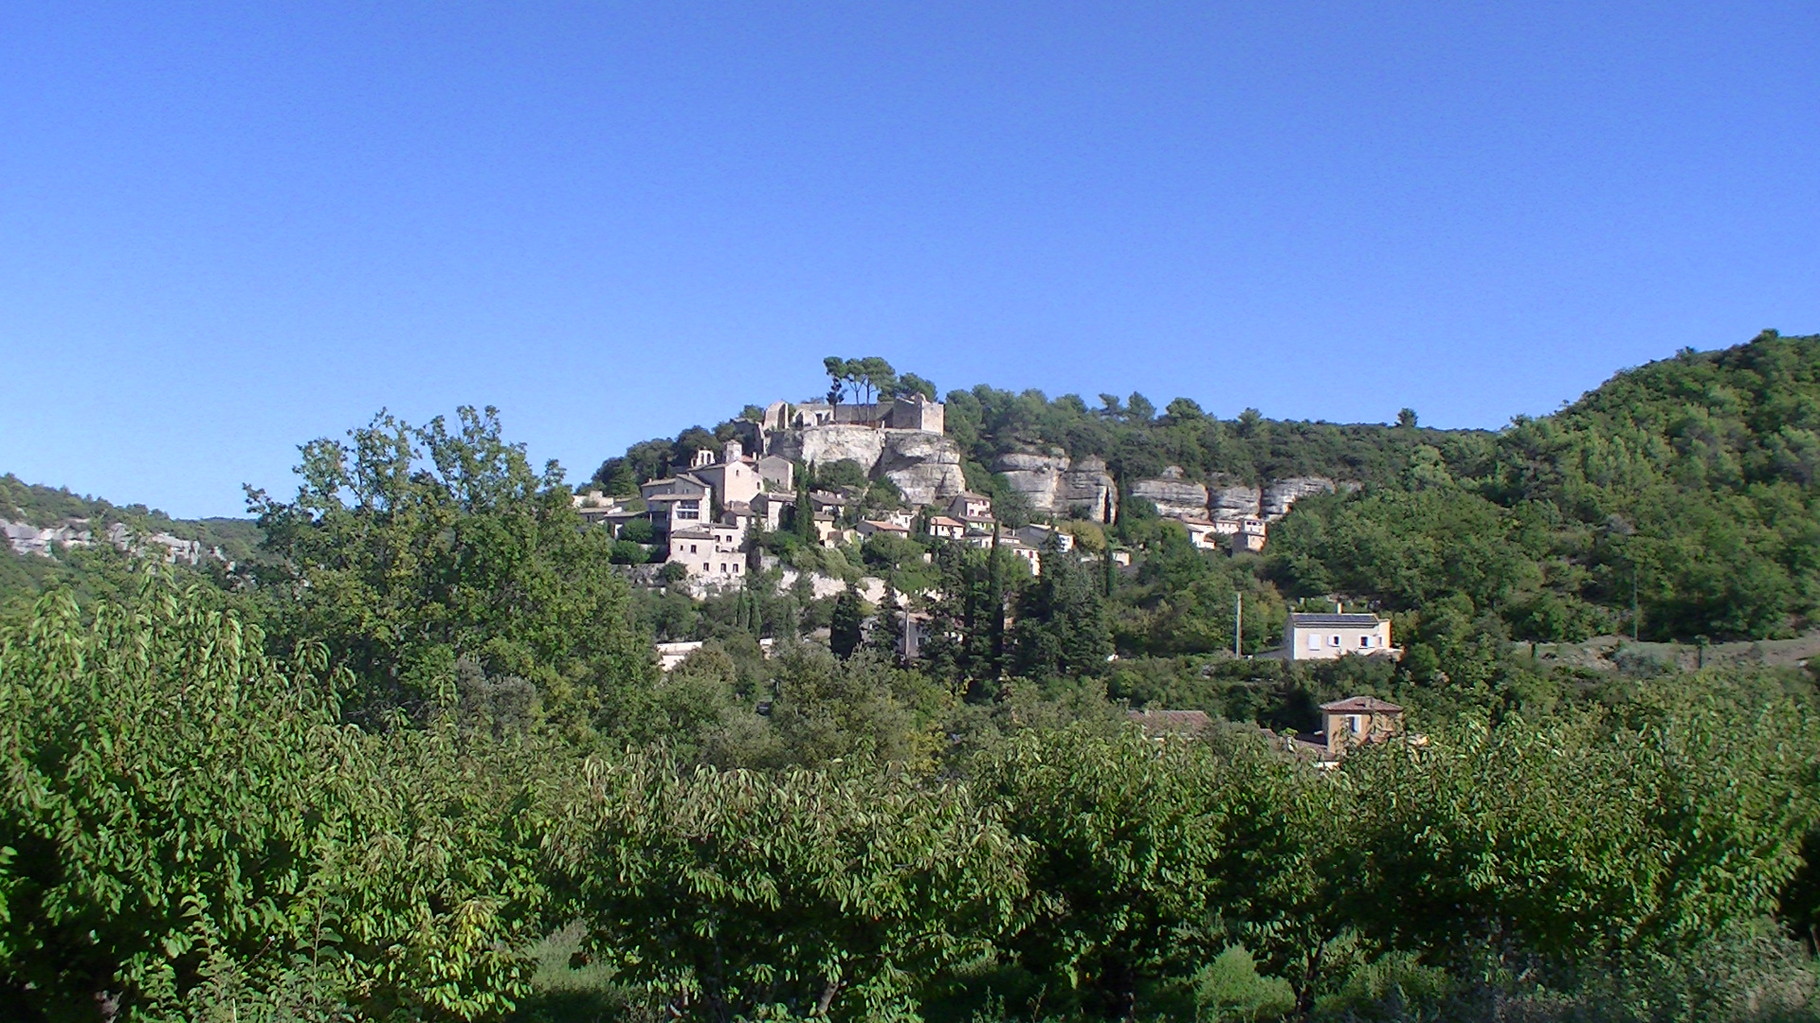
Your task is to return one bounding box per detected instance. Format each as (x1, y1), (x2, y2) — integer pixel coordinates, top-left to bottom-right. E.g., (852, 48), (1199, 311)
(1010, 549), (1112, 680)
(247, 406), (656, 733)
(972, 726), (1232, 1019)
(545, 757), (1026, 1022)
(0, 578), (551, 1019)
(829, 585), (865, 659)
(896, 372), (937, 400)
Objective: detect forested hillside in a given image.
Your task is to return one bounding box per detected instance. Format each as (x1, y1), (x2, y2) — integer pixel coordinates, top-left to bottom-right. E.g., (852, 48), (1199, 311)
(6, 333), (1820, 1022)
(1273, 330), (1820, 643)
(0, 474), (261, 609)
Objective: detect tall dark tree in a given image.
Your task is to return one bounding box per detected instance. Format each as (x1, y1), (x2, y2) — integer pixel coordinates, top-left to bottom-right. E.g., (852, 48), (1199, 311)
(829, 584), (864, 660)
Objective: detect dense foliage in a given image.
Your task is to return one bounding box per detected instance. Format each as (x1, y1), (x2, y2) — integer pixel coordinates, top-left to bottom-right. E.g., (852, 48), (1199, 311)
(7, 333), (1820, 1021)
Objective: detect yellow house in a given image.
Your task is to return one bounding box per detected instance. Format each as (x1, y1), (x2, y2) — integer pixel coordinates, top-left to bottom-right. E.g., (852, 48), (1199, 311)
(1319, 695), (1404, 751)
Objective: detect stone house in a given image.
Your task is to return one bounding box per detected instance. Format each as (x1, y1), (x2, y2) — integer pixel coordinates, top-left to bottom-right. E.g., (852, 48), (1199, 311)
(686, 442), (763, 508)
(667, 521), (747, 582)
(750, 492), (792, 531)
(1015, 524), (1074, 552)
(887, 393), (944, 433)
(925, 515), (966, 540)
(1230, 518), (1267, 555)
(641, 474), (713, 534)
(756, 454), (795, 492)
(857, 519), (911, 540)
(948, 492), (993, 523)
(1283, 613), (1397, 660)
(762, 395), (946, 433)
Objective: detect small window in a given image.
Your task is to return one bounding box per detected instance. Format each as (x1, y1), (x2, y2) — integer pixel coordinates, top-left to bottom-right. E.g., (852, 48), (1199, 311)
(1307, 634), (1321, 650)
(1360, 636), (1372, 647)
(1330, 635), (1341, 647)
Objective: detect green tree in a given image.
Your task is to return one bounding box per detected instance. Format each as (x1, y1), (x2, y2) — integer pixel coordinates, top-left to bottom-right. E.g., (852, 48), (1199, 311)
(829, 585), (865, 659)
(545, 757), (1026, 1022)
(0, 578), (551, 1019)
(247, 406), (655, 734)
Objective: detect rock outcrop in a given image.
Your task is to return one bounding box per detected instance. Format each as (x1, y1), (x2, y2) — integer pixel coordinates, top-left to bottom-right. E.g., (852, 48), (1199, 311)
(1261, 477), (1339, 519)
(1207, 475), (1264, 520)
(1130, 467), (1211, 520)
(767, 424), (965, 506)
(993, 451), (1118, 522)
(3, 517), (204, 564)
(878, 431), (967, 506)
(793, 425), (887, 472)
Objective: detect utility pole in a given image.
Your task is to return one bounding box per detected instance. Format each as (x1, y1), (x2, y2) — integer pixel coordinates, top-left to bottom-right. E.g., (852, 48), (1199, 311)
(1234, 592), (1243, 657)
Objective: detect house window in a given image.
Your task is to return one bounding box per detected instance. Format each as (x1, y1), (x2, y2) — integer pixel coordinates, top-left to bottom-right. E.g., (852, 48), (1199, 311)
(1307, 634), (1321, 650)
(1360, 636), (1373, 648)
(1346, 714), (1363, 734)
(689, 544), (698, 553)
(1330, 635), (1341, 647)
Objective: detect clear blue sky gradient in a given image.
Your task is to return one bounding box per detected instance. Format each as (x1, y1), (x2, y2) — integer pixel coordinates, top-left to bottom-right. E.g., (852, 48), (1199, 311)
(2, 3), (1815, 517)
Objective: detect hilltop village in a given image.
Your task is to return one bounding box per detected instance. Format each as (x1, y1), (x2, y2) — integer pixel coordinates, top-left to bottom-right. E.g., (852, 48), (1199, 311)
(573, 391), (1282, 593)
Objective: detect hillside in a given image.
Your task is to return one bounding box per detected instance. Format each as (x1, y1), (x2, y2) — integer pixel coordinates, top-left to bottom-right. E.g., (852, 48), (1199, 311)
(8, 333), (1820, 1022)
(592, 330), (1820, 645)
(0, 474), (261, 606)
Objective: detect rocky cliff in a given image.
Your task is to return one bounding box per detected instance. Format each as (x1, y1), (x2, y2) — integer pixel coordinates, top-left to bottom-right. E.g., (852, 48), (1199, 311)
(768, 425), (966, 506)
(1127, 468), (1341, 522)
(764, 425), (1340, 524)
(3, 517), (206, 564)
(993, 451), (1118, 522)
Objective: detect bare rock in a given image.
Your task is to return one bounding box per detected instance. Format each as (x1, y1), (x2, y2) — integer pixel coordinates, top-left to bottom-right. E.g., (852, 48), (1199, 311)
(1131, 468), (1210, 519)
(1207, 474), (1262, 521)
(1262, 477), (1338, 519)
(879, 431), (967, 506)
(799, 425), (887, 475)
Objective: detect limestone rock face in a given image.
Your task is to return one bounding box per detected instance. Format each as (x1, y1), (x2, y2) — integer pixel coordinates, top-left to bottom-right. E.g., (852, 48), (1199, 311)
(994, 450), (1068, 513)
(1262, 477), (1338, 519)
(4, 517), (204, 564)
(1059, 455), (1118, 522)
(1131, 467), (1210, 519)
(773, 425), (963, 506)
(878, 431), (967, 506)
(1207, 475), (1263, 521)
(991, 451), (1119, 522)
(797, 425), (887, 475)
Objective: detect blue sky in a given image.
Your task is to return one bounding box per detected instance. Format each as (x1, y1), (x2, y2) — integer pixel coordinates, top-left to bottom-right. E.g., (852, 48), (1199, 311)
(2, 2), (1815, 518)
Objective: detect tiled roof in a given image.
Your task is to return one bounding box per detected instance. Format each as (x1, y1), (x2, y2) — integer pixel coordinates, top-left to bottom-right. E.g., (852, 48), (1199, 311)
(1319, 696), (1404, 713)
(1128, 709), (1213, 732)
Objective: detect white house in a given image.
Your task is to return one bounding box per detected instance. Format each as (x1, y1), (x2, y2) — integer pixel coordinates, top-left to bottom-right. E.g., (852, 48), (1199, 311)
(1282, 613), (1398, 661)
(926, 515), (966, 540)
(1180, 518), (1224, 550)
(948, 492), (993, 522)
